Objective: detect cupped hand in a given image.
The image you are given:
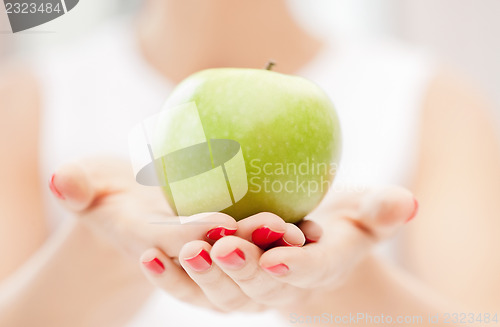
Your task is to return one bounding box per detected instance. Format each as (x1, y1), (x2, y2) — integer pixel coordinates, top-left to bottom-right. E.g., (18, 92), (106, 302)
(139, 186), (417, 313)
(49, 157), (238, 258)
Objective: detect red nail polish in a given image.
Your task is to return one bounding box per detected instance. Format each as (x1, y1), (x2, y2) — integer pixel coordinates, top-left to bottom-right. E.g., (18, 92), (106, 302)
(48, 174), (65, 200)
(206, 227), (237, 241)
(216, 248), (245, 269)
(305, 237), (318, 244)
(142, 258), (165, 274)
(406, 198), (419, 223)
(271, 236), (302, 247)
(263, 263), (289, 276)
(184, 249), (212, 272)
(252, 226), (284, 249)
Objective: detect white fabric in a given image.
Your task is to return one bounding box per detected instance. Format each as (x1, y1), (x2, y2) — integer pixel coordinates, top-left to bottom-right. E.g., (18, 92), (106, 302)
(33, 22), (436, 327)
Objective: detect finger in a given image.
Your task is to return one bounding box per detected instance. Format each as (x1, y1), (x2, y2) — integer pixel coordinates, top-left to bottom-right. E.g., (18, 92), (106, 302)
(111, 212), (238, 258)
(269, 223), (305, 247)
(260, 186), (418, 289)
(311, 187), (368, 215)
(179, 241), (263, 312)
(236, 212), (304, 249)
(140, 248), (213, 309)
(259, 229), (366, 290)
(146, 212), (238, 257)
(50, 158), (239, 258)
(49, 157), (133, 212)
(171, 212), (238, 243)
(49, 162), (95, 211)
(211, 236), (304, 306)
(348, 185), (417, 241)
(297, 220), (323, 244)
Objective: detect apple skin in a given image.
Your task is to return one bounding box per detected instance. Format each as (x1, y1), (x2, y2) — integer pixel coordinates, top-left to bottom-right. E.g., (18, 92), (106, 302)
(152, 68), (341, 223)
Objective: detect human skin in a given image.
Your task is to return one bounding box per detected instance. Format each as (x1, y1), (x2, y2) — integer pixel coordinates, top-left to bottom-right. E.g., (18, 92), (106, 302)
(139, 188), (444, 317)
(0, 0), (499, 326)
(136, 0), (500, 315)
(139, 67), (500, 320)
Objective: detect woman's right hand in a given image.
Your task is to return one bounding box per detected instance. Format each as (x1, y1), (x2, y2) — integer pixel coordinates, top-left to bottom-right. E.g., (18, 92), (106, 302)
(48, 157), (239, 258)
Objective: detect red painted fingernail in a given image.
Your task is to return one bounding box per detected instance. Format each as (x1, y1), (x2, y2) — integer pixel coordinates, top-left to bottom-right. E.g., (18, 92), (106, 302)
(305, 237), (318, 244)
(206, 227), (237, 241)
(263, 263), (289, 276)
(406, 198), (419, 223)
(271, 236), (302, 247)
(48, 174), (65, 200)
(184, 249), (212, 272)
(216, 248), (245, 269)
(252, 226), (284, 249)
(142, 258), (165, 274)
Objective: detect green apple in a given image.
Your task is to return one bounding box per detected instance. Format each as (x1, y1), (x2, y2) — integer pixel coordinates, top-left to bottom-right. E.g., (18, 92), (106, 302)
(152, 68), (341, 223)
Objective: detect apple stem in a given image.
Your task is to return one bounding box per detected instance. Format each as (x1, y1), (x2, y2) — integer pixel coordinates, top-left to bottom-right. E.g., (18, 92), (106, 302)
(265, 60), (276, 71)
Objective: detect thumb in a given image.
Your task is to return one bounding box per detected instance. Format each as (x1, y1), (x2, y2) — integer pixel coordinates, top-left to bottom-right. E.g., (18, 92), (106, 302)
(48, 157), (134, 212)
(354, 185), (418, 241)
(49, 162), (95, 212)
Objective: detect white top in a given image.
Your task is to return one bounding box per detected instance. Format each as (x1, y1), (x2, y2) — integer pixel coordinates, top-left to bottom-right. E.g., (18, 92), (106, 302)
(33, 22), (436, 327)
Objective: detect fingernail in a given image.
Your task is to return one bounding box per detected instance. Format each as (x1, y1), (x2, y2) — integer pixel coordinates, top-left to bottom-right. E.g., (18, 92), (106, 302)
(142, 257), (165, 274)
(216, 248), (245, 269)
(184, 249), (212, 272)
(252, 226), (285, 249)
(271, 236), (302, 247)
(406, 198), (419, 223)
(305, 237), (318, 244)
(206, 227), (237, 241)
(48, 174), (65, 200)
(263, 263), (289, 276)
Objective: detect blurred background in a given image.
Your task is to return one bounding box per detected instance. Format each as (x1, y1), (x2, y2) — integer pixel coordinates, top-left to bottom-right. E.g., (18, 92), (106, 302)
(2, 0), (499, 120)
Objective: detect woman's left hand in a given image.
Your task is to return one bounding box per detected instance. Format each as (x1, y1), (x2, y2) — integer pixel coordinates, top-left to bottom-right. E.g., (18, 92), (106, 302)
(140, 186), (417, 313)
